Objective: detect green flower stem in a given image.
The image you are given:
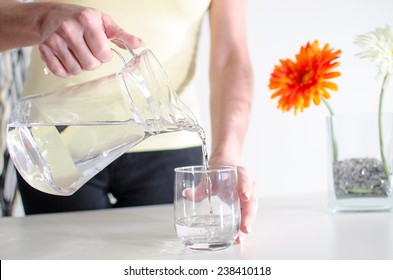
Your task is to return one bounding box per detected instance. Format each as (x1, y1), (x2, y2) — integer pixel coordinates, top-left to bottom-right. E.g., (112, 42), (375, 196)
(322, 98), (338, 161)
(378, 73), (390, 180)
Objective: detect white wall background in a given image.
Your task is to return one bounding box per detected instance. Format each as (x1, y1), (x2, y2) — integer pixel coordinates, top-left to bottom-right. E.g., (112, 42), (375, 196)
(196, 0), (393, 198)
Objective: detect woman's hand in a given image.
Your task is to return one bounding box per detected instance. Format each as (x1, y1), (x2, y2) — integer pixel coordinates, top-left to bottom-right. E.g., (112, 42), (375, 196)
(37, 4), (142, 77)
(234, 166), (258, 243)
(0, 1), (143, 77)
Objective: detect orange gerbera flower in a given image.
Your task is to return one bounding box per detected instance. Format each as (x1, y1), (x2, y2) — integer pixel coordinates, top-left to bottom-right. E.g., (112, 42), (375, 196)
(269, 40), (341, 114)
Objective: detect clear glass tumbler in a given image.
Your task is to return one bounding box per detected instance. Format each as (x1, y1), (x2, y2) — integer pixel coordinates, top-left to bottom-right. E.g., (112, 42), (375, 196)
(174, 165), (240, 251)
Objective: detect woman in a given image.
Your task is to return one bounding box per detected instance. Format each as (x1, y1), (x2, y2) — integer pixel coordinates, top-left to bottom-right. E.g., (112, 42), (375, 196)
(0, 0), (257, 243)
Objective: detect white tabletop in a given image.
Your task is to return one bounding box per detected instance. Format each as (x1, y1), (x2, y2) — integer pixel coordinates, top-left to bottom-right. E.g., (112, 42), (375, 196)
(0, 192), (392, 260)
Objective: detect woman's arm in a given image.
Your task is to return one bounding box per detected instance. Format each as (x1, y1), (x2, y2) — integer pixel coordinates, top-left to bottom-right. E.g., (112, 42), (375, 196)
(0, 0), (47, 50)
(0, 0), (141, 77)
(208, 0), (258, 243)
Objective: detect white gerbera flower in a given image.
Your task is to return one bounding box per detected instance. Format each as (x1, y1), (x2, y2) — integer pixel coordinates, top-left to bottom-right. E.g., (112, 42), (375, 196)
(354, 25), (393, 75)
(354, 25), (393, 179)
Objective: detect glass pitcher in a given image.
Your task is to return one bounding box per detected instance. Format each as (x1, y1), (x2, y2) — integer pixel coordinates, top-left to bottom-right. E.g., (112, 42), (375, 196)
(6, 39), (200, 196)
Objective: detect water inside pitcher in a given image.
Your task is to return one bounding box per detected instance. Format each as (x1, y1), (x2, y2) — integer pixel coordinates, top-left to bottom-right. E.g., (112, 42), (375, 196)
(6, 40), (200, 196)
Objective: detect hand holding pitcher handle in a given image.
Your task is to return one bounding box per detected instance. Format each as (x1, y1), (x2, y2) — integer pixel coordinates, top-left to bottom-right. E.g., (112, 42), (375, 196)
(44, 38), (136, 75)
(38, 5), (142, 77)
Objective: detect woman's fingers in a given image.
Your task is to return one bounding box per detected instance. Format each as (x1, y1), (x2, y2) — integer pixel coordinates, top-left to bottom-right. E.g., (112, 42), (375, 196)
(236, 166), (258, 243)
(38, 7), (143, 77)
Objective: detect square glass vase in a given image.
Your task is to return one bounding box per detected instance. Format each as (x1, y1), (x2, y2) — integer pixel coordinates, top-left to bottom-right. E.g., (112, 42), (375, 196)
(326, 113), (393, 212)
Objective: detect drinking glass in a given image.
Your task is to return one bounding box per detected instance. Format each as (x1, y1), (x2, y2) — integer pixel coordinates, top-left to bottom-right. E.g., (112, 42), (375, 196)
(174, 165), (240, 251)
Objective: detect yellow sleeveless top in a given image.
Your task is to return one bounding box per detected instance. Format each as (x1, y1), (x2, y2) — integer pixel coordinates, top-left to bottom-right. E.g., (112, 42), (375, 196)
(22, 0), (211, 152)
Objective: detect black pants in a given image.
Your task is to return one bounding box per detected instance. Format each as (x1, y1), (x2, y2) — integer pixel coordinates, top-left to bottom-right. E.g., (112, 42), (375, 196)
(18, 147), (202, 215)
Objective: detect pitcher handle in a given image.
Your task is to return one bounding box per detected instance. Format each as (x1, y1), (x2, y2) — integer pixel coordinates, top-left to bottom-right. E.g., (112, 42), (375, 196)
(110, 38), (136, 65)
